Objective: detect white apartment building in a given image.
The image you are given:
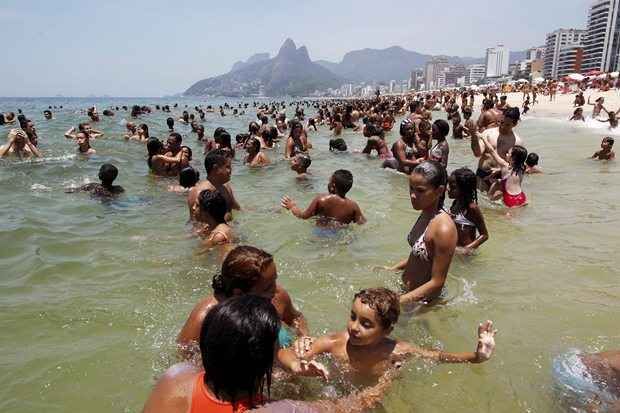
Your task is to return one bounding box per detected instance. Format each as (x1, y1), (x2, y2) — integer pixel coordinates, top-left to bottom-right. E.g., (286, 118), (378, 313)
(543, 29), (586, 78)
(485, 45), (510, 77)
(582, 0), (620, 72)
(467, 64), (486, 85)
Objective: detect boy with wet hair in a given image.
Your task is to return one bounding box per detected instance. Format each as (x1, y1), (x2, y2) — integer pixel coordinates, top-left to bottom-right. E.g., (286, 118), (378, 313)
(69, 164), (124, 197)
(290, 154), (312, 178)
(592, 137), (615, 160)
(294, 288), (496, 381)
(525, 153), (543, 174)
(168, 166), (200, 193)
(329, 138), (347, 152)
(281, 169), (366, 225)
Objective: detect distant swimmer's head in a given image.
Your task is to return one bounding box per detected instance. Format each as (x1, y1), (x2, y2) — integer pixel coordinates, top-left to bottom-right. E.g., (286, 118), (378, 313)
(482, 99), (494, 110)
(500, 95), (507, 101)
(329, 169), (353, 197)
(43, 110), (53, 120)
(198, 189), (227, 224)
(217, 131), (232, 150)
(448, 167), (478, 205)
(196, 124), (204, 136)
(78, 122), (92, 133)
(289, 120), (303, 139)
(139, 124), (149, 138)
(249, 122), (261, 135)
(236, 133), (250, 145)
(291, 154), (311, 173)
(432, 119), (449, 140)
(212, 245), (276, 298)
(245, 137), (261, 155)
(199, 295), (278, 407)
(500, 107), (520, 133)
(410, 160), (448, 211)
(179, 166), (200, 188)
(98, 164), (119, 186)
(166, 117), (174, 131)
(180, 145), (192, 161)
(204, 148), (231, 183)
(399, 119), (416, 140)
(167, 132), (182, 152)
(602, 136), (614, 149)
(574, 107), (583, 116)
(366, 123), (385, 139)
(7, 128), (27, 147)
(329, 138), (347, 152)
(348, 288), (400, 346)
(526, 153), (539, 167)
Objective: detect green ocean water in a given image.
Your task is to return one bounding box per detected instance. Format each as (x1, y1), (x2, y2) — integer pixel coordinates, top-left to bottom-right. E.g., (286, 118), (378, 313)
(0, 97), (619, 412)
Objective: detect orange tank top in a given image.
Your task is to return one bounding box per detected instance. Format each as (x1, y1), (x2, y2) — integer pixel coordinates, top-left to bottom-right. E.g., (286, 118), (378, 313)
(190, 373), (256, 413)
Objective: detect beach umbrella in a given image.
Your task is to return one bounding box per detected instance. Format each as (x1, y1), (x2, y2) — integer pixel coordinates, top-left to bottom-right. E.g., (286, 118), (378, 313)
(611, 72), (619, 78)
(533, 77), (545, 83)
(567, 73), (584, 81)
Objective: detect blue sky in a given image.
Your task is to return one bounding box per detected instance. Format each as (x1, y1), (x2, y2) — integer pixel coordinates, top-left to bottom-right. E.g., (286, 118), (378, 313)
(0, 0), (589, 96)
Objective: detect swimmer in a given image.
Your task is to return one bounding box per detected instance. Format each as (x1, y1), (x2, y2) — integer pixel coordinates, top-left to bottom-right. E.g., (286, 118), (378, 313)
(146, 138), (185, 177)
(361, 125), (391, 160)
(429, 119), (450, 169)
(244, 137), (270, 167)
(295, 288), (496, 382)
(166, 117), (174, 132)
(3, 112), (16, 125)
(22, 119), (39, 147)
(592, 137), (615, 160)
(598, 108), (620, 129)
(525, 153), (543, 174)
(382, 119), (423, 174)
(123, 122), (139, 140)
(470, 107), (524, 192)
(43, 110), (53, 120)
(383, 161), (457, 307)
(67, 164), (124, 197)
(76, 132), (96, 155)
(168, 166), (200, 193)
(570, 107), (585, 122)
(188, 149), (240, 222)
(462, 107), (475, 138)
(0, 129), (41, 159)
(134, 124), (150, 142)
(176, 246), (310, 359)
(285, 120), (308, 159)
(329, 138), (347, 152)
(452, 112), (464, 139)
(482, 141), (528, 208)
(195, 190), (234, 256)
(522, 96), (531, 115)
(588, 96), (606, 118)
(290, 154), (312, 179)
(281, 169), (366, 225)
(65, 122), (104, 140)
(447, 168), (489, 255)
(477, 98), (503, 132)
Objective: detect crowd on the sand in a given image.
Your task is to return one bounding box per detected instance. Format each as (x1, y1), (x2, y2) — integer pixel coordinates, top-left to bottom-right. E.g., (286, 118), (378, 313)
(1, 84), (617, 412)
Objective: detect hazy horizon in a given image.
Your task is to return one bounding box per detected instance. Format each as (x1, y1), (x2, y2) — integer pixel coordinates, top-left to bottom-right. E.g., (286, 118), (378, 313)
(1, 0), (589, 97)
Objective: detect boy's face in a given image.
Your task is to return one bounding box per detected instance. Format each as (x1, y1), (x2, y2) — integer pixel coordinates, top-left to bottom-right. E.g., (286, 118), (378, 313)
(212, 160), (232, 184)
(602, 140), (612, 150)
(347, 298), (387, 347)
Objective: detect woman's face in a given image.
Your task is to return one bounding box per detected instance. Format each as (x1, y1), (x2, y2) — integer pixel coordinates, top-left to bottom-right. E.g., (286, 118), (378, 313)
(347, 298), (386, 346)
(409, 173), (442, 211)
(447, 175), (459, 200)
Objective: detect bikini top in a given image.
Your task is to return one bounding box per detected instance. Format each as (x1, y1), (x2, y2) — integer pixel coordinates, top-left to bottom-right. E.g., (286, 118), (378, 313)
(407, 210), (446, 262)
(452, 210), (475, 227)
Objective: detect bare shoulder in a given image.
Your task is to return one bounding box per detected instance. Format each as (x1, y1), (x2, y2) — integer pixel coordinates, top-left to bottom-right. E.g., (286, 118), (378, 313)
(190, 296), (218, 319)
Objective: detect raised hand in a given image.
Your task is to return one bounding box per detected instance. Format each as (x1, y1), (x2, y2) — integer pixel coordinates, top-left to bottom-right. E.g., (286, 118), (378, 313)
(293, 336), (315, 359)
(475, 320), (497, 361)
(280, 195), (295, 210)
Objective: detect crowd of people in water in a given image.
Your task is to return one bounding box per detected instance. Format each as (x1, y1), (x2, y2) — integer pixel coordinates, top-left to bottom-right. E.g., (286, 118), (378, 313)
(1, 83), (618, 412)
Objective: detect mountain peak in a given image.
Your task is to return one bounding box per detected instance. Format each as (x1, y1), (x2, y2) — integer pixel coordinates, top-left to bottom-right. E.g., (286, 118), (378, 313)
(296, 45), (311, 63)
(277, 38), (297, 58)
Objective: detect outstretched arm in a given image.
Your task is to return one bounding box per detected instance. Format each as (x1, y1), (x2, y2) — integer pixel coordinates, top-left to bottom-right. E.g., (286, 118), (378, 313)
(281, 195), (320, 220)
(64, 127), (77, 139)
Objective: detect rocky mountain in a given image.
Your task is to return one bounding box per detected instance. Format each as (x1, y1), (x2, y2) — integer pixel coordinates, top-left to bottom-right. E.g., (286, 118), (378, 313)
(316, 47), (527, 82)
(184, 39), (342, 97)
(230, 53), (270, 72)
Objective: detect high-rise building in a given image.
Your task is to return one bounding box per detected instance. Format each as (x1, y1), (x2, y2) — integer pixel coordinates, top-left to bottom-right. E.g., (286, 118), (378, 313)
(528, 47), (546, 60)
(389, 80), (396, 93)
(485, 45), (510, 77)
(544, 29), (586, 78)
(424, 56), (449, 90)
(445, 64), (467, 87)
(582, 0), (620, 72)
(467, 64), (486, 85)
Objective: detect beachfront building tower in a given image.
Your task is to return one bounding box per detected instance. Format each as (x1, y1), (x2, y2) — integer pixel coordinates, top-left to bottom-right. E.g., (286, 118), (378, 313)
(424, 56), (449, 90)
(485, 45), (510, 77)
(467, 64), (486, 85)
(544, 29), (586, 78)
(582, 0), (620, 73)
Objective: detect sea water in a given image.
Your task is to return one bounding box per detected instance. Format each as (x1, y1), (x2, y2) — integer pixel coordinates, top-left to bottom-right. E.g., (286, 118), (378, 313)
(0, 97), (619, 412)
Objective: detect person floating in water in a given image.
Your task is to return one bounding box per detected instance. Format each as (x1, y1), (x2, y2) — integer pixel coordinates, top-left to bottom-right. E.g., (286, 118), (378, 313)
(290, 154), (312, 179)
(66, 164), (124, 197)
(281, 169), (366, 225)
(294, 288), (496, 382)
(0, 129), (41, 159)
(592, 136), (615, 160)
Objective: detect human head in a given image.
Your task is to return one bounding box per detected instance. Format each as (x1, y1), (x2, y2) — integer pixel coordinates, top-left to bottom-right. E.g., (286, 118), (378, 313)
(147, 137), (164, 157)
(211, 245), (276, 298)
(245, 137), (261, 155)
(348, 288), (400, 346)
(509, 145), (528, 175)
(166, 117), (174, 131)
(180, 145), (192, 161)
(8, 128), (27, 148)
(409, 160), (448, 211)
(179, 166), (200, 188)
(204, 148), (231, 183)
(329, 138), (347, 152)
(78, 122), (92, 134)
(196, 124), (205, 137)
(98, 164), (118, 186)
(291, 154), (311, 173)
(198, 189), (227, 223)
(43, 110), (52, 120)
(200, 295), (279, 407)
(329, 169), (353, 197)
(602, 136), (615, 149)
(482, 99), (494, 111)
(500, 107), (520, 134)
(289, 120), (303, 139)
(249, 121), (261, 135)
(525, 153), (539, 167)
(574, 107), (583, 116)
(167, 132), (182, 153)
(399, 119), (416, 141)
(432, 119), (449, 141)
(462, 107), (472, 120)
(139, 124), (149, 138)
(76, 132), (90, 151)
(448, 168), (478, 205)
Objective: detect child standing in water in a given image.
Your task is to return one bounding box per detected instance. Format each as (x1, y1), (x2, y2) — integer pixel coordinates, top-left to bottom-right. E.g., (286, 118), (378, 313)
(569, 107), (585, 122)
(482, 140), (528, 208)
(281, 170), (366, 225)
(592, 137), (615, 160)
(447, 168), (489, 255)
(196, 190), (234, 254)
(525, 153), (543, 174)
(295, 288), (496, 382)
